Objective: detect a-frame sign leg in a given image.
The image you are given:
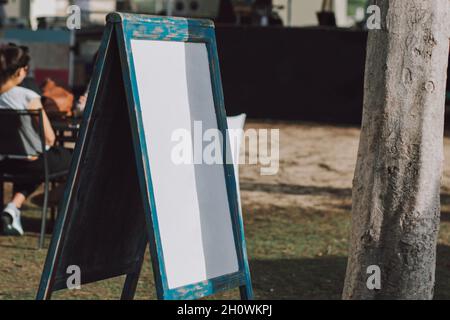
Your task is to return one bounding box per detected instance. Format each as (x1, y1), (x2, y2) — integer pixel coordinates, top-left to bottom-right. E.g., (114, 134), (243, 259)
(239, 286), (251, 300)
(121, 261), (143, 300)
(239, 278), (254, 300)
(120, 237), (148, 300)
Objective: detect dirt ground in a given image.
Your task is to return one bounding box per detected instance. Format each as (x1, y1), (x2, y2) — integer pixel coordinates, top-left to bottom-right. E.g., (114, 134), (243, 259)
(2, 120), (450, 300)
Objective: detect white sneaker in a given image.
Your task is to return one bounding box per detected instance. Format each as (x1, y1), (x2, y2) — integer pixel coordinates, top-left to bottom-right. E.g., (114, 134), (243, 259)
(1, 203), (24, 236)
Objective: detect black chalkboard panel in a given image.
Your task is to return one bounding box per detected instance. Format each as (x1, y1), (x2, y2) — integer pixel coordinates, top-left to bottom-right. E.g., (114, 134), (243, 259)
(53, 34), (147, 289)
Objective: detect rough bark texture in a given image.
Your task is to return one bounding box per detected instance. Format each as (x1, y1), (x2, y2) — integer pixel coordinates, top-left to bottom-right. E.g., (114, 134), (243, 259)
(343, 0), (450, 300)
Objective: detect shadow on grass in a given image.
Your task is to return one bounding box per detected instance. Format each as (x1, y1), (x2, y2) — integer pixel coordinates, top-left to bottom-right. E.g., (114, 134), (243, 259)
(19, 215), (56, 235)
(21, 216), (43, 234)
(249, 244), (450, 300)
(435, 245), (450, 300)
(440, 212), (450, 222)
(0, 243), (38, 251)
(250, 256), (347, 300)
(241, 183), (352, 197)
(440, 192), (450, 222)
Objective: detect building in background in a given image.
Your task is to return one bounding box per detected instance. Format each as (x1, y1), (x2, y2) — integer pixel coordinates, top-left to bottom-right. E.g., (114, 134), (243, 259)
(1, 0), (369, 29)
(2, 0), (115, 28)
(273, 0), (368, 27)
(0, 0), (371, 97)
(3, 0), (67, 29)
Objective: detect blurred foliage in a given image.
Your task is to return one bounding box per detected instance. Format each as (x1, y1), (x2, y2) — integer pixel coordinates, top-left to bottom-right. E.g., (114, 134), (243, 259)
(347, 0), (368, 17)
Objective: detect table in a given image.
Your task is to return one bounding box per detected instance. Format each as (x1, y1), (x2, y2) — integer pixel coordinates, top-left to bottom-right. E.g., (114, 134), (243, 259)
(51, 117), (82, 147)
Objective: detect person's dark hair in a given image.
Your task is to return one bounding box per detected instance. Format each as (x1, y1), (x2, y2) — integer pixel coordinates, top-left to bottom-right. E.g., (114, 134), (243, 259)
(0, 43), (30, 87)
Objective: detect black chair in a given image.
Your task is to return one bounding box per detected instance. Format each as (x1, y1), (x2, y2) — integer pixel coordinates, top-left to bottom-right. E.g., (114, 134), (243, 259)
(0, 109), (68, 249)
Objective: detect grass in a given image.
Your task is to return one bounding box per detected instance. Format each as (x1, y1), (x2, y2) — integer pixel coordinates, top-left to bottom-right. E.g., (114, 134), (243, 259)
(0, 185), (353, 300)
(2, 121), (450, 300)
(3, 183), (450, 300)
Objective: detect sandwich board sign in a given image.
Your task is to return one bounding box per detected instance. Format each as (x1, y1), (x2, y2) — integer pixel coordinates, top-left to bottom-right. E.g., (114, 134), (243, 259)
(37, 12), (253, 300)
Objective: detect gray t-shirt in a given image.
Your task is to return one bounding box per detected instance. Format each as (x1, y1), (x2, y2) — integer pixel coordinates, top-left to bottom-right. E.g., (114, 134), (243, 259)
(0, 86), (43, 156)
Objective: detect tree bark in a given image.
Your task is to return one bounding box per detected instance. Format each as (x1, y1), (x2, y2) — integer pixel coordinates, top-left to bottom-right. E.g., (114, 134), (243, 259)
(343, 0), (449, 300)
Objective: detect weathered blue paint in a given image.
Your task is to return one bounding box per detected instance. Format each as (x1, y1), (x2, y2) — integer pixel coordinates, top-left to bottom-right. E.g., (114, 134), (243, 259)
(36, 12), (253, 301)
(112, 12), (253, 300)
(114, 18), (168, 301)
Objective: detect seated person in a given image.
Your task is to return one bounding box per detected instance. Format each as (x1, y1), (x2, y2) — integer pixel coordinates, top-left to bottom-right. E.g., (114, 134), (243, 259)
(0, 44), (72, 236)
(20, 75), (43, 95)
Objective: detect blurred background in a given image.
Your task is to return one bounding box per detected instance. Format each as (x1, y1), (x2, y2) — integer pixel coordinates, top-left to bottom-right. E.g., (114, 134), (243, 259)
(1, 0), (447, 123)
(1, 1), (450, 300)
(0, 0), (384, 124)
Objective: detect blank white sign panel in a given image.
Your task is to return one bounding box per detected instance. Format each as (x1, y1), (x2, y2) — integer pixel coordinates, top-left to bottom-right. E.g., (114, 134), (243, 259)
(131, 39), (239, 289)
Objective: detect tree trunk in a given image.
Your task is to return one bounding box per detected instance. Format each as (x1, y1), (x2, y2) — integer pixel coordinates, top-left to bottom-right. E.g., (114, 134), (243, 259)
(343, 0), (449, 300)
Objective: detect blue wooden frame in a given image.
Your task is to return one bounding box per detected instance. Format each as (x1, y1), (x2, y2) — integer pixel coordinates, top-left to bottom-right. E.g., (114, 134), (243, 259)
(112, 13), (253, 300)
(36, 13), (253, 300)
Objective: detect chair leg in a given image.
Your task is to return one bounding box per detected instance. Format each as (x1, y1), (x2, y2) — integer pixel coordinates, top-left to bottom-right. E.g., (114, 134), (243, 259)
(39, 181), (50, 249)
(52, 206), (58, 224)
(50, 182), (56, 224)
(51, 207), (56, 225)
(0, 180), (4, 210)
